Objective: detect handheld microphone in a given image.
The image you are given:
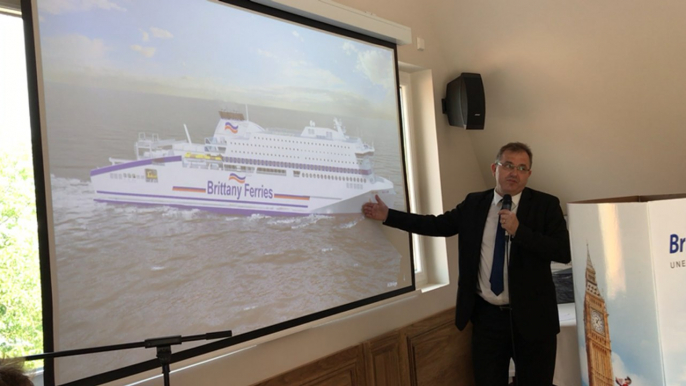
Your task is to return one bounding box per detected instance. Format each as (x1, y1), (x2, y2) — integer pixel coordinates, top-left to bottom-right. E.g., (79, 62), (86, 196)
(502, 194), (512, 211)
(502, 194), (512, 237)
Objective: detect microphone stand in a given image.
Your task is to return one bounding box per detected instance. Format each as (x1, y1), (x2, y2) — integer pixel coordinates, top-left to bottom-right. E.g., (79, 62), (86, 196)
(23, 330), (232, 386)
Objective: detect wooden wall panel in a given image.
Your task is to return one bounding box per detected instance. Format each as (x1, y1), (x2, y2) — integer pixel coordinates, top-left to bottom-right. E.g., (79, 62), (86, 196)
(252, 345), (367, 386)
(363, 331), (409, 386)
(253, 308), (473, 386)
(403, 309), (474, 386)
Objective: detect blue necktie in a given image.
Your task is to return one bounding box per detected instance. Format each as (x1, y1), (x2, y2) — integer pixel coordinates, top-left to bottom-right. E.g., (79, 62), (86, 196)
(490, 216), (506, 295)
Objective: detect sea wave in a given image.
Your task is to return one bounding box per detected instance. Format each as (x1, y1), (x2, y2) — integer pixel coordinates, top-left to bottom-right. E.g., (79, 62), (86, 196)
(290, 214), (332, 229)
(338, 216), (364, 229)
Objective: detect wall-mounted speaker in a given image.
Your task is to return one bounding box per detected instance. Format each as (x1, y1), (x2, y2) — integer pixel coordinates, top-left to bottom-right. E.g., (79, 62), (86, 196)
(441, 73), (485, 130)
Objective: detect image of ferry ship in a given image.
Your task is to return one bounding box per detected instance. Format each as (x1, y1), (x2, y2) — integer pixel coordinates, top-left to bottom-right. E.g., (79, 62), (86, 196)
(90, 111), (396, 215)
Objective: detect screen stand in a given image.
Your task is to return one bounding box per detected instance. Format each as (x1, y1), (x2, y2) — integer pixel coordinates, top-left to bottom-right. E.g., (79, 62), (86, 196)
(145, 337), (181, 386)
(23, 330), (232, 386)
(158, 345), (172, 386)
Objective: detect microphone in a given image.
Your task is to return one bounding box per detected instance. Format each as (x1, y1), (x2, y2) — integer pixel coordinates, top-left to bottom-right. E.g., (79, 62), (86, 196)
(502, 194), (512, 237)
(502, 194), (512, 211)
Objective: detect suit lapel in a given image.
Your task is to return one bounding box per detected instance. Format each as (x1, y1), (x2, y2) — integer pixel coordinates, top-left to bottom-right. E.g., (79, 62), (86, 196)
(475, 189), (494, 238)
(517, 188), (532, 222)
(510, 188), (532, 260)
(469, 190), (494, 276)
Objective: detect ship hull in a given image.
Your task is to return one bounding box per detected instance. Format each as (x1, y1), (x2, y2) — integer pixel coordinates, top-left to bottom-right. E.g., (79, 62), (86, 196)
(90, 156), (396, 215)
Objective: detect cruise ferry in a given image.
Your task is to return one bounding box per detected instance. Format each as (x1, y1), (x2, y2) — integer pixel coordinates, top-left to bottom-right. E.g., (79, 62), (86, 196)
(90, 111), (396, 215)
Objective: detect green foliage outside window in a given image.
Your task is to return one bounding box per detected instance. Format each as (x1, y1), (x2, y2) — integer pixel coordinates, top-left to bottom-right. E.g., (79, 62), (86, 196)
(0, 146), (43, 368)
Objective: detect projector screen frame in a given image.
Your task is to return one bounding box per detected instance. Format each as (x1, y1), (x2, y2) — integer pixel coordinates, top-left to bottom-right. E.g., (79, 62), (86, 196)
(21, 0), (415, 384)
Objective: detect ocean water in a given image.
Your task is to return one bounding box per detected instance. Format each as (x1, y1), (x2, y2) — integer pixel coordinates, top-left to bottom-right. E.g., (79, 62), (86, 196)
(42, 83), (412, 383)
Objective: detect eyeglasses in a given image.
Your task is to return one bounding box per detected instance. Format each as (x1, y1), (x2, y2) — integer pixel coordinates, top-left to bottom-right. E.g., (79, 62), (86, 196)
(496, 162), (530, 173)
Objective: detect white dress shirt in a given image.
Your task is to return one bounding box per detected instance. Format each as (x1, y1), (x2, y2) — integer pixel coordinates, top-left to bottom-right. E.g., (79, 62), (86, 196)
(477, 190), (521, 305)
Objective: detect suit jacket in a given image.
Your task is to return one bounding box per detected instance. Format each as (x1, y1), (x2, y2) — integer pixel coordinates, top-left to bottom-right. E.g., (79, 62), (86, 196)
(384, 187), (571, 340)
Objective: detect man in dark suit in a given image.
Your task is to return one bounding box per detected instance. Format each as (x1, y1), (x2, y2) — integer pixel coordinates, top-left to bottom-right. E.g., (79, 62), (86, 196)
(362, 142), (571, 386)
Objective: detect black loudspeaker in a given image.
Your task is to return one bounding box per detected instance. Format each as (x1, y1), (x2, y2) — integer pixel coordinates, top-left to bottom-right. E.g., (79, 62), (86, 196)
(441, 73), (485, 130)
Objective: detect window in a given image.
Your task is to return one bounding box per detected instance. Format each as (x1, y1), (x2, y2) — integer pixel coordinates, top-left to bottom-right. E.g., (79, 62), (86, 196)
(0, 9), (44, 375)
(399, 72), (427, 286)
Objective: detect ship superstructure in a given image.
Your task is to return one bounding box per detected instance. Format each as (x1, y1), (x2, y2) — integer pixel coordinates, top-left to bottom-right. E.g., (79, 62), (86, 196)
(90, 112), (396, 215)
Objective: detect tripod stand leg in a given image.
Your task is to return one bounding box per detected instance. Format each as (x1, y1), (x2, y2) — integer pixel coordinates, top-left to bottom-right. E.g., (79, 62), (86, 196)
(162, 363), (170, 386)
(156, 345), (172, 386)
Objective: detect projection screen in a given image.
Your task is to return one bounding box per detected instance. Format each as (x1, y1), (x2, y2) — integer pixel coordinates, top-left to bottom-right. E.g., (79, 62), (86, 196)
(25, 0), (414, 383)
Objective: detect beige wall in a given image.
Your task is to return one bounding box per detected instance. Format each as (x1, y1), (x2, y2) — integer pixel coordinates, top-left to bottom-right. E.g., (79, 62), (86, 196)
(78, 0), (686, 384)
(423, 0), (686, 208)
(343, 0), (686, 210)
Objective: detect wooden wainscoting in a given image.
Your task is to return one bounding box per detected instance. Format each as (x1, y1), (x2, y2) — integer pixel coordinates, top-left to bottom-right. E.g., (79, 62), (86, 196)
(252, 345), (367, 386)
(252, 308), (474, 386)
(403, 309), (474, 386)
(363, 331), (409, 386)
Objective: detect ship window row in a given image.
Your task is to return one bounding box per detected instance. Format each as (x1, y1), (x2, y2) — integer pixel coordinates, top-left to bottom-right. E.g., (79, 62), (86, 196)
(304, 157), (355, 165)
(300, 173), (366, 183)
(236, 142), (352, 157)
(257, 167), (287, 176)
(233, 150), (298, 159)
(255, 136), (350, 149)
(226, 157), (371, 175)
(232, 149), (355, 163)
(109, 172), (144, 180)
(223, 165), (254, 173)
(230, 153), (366, 167)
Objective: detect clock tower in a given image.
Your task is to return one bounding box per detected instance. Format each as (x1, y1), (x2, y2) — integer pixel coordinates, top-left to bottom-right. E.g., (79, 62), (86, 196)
(584, 247), (614, 386)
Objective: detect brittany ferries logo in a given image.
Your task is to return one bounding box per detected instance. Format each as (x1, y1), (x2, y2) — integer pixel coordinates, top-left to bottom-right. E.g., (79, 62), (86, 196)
(228, 173), (245, 184)
(224, 121), (239, 134)
(206, 174), (274, 200)
(668, 233), (686, 270)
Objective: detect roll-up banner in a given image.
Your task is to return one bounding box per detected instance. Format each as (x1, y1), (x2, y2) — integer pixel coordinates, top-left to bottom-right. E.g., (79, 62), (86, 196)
(568, 194), (686, 386)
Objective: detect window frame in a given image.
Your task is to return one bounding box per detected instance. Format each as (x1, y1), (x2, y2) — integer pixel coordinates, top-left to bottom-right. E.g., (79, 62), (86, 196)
(399, 71), (428, 287)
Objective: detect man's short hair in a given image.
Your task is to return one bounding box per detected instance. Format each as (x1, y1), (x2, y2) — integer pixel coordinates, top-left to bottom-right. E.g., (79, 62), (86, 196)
(495, 142), (533, 168)
(0, 358), (33, 386)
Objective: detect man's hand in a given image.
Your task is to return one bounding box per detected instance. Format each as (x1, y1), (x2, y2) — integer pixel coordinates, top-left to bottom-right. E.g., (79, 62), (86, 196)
(362, 194), (389, 221)
(498, 208), (519, 236)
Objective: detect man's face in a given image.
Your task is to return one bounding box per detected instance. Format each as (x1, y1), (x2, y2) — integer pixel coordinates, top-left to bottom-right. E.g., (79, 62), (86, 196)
(491, 150), (532, 196)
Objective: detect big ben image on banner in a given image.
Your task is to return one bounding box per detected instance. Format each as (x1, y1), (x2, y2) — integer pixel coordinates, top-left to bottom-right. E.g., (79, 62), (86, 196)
(584, 248), (614, 386)
(569, 198), (680, 386)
